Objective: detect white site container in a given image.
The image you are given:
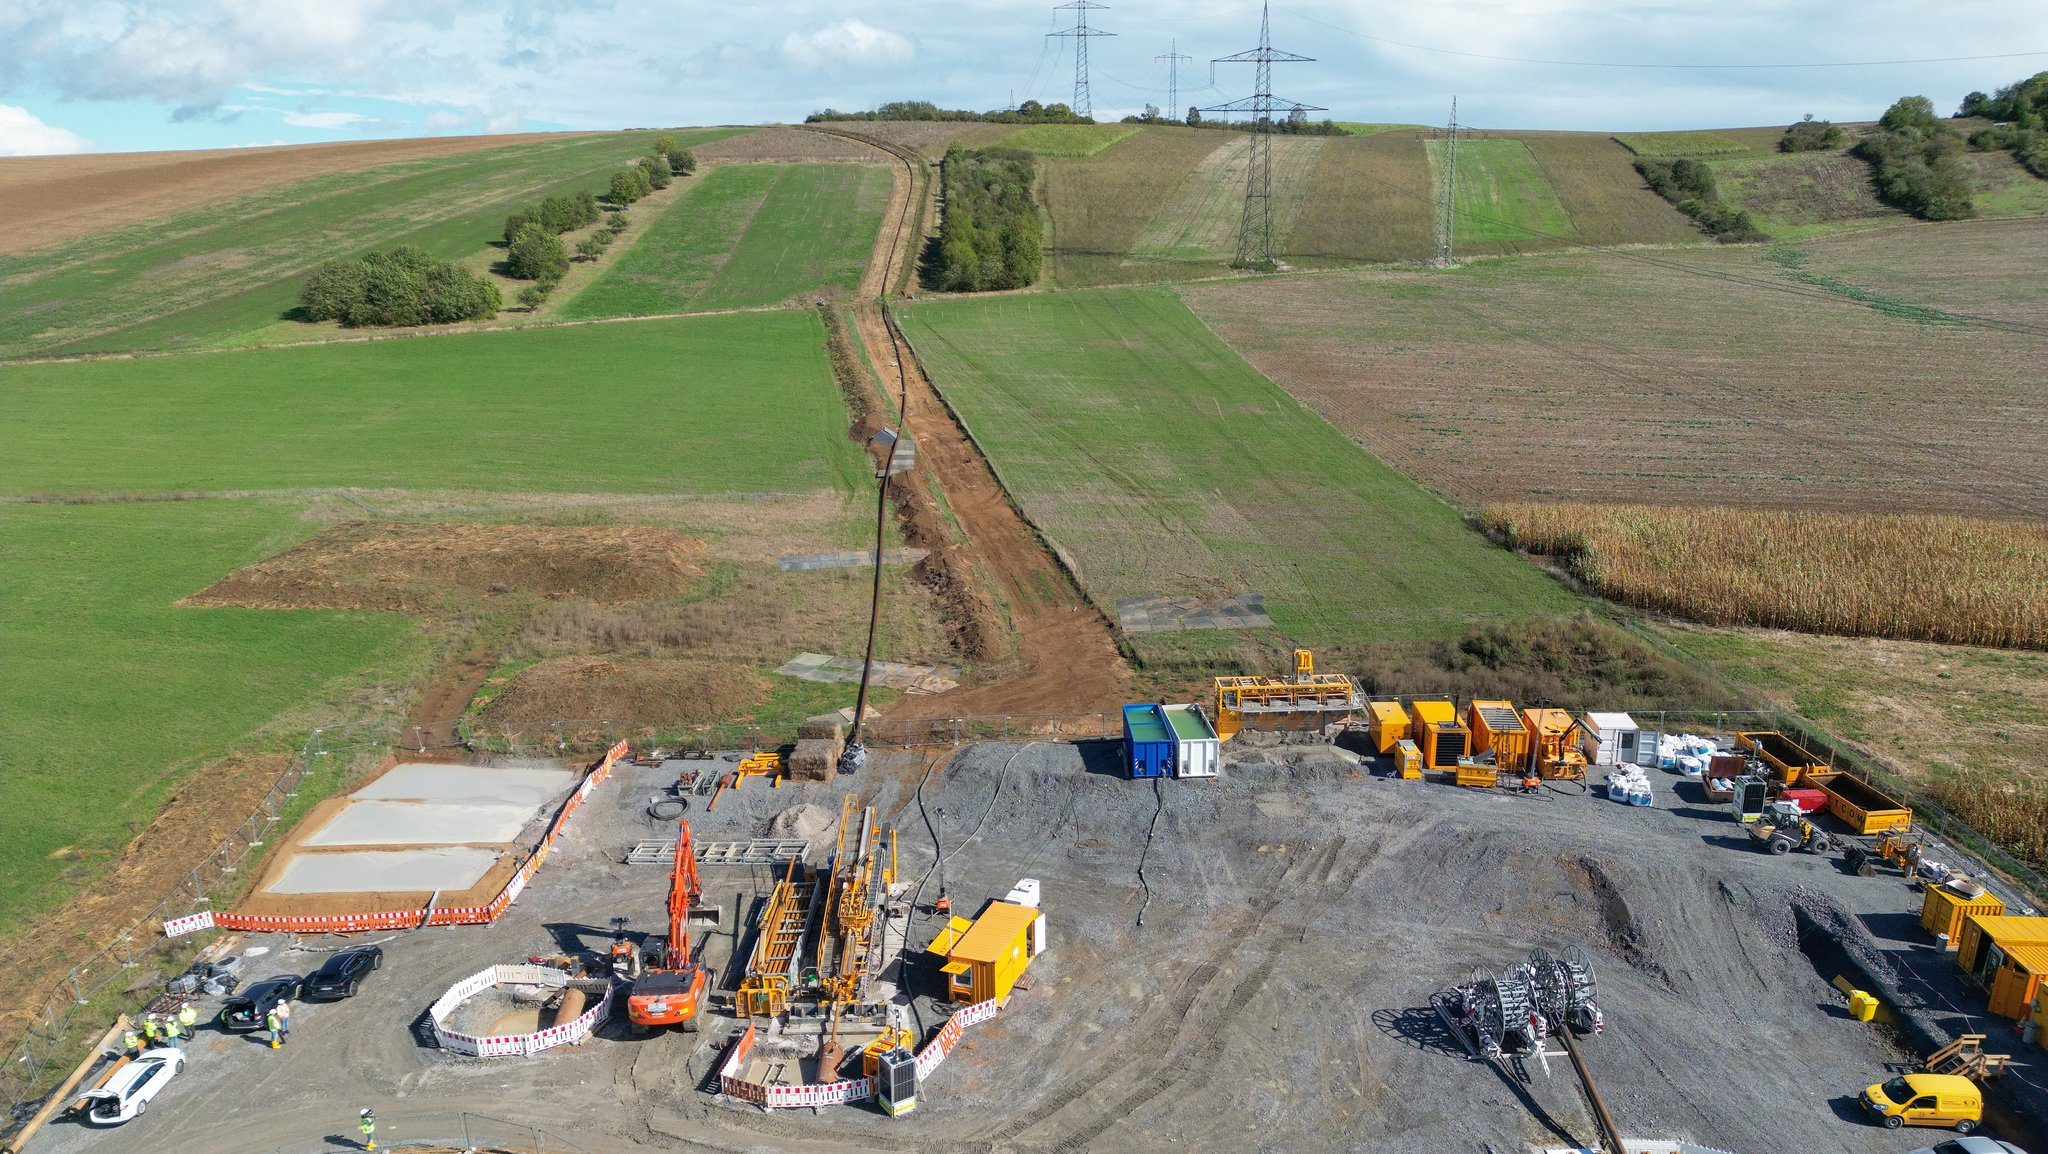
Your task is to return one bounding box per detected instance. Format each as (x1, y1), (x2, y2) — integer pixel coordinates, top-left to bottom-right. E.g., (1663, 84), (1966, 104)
(1005, 878), (1042, 908)
(1580, 712), (1644, 767)
(1163, 704), (1221, 778)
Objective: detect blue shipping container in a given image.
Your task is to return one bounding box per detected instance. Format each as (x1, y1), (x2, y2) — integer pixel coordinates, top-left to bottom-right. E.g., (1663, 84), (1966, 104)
(1123, 704), (1174, 779)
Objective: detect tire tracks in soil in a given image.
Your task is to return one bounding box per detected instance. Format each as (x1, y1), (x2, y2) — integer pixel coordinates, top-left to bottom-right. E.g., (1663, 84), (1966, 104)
(805, 125), (1132, 718)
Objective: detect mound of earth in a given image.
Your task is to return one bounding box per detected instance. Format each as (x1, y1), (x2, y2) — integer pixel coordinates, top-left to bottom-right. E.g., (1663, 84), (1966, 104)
(184, 522), (704, 612)
(480, 657), (769, 725)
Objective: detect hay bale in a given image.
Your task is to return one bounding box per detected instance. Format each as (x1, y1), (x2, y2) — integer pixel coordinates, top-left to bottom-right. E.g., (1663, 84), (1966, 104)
(789, 738), (843, 781)
(797, 713), (846, 742)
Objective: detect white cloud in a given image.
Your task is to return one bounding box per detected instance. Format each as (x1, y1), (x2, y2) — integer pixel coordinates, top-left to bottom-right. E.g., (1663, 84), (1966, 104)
(282, 109), (375, 128)
(780, 20), (914, 72)
(0, 103), (90, 155)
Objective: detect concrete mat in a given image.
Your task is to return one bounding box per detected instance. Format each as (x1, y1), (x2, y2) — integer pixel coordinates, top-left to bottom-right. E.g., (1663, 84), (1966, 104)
(352, 763), (574, 806)
(774, 652), (959, 693)
(263, 847), (500, 894)
(305, 801), (533, 846)
(1116, 593), (1275, 634)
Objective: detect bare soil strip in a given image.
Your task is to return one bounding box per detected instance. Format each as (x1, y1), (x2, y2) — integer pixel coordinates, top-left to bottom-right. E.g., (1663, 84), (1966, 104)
(808, 125), (1133, 716)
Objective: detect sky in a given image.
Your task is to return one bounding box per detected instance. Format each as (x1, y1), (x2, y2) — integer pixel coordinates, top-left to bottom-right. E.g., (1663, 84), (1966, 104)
(1, 0), (2045, 155)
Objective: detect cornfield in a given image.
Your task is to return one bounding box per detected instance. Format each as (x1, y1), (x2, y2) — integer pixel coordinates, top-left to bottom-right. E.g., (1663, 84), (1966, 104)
(1482, 503), (2048, 650)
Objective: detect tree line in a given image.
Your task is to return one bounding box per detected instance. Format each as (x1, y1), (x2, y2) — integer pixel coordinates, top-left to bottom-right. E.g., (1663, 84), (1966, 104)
(929, 145), (1042, 292)
(1857, 96), (1976, 221)
(1126, 106), (1347, 136)
(808, 99), (1092, 124)
(1633, 157), (1765, 243)
(1960, 72), (2048, 179)
(298, 133), (699, 327)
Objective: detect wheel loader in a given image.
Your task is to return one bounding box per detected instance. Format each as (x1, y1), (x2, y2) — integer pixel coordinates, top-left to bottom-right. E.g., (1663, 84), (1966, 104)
(1750, 800), (1835, 856)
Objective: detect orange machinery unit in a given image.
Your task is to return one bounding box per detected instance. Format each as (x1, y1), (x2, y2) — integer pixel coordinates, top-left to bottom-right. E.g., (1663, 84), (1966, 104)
(627, 820), (709, 1031)
(1407, 700), (1469, 770)
(1468, 701), (1530, 769)
(1366, 701), (1410, 753)
(1213, 649), (1360, 741)
(1522, 707), (1590, 780)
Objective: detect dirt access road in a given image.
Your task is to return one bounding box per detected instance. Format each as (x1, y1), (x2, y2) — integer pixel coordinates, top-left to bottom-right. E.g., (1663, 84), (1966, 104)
(816, 125), (1132, 718)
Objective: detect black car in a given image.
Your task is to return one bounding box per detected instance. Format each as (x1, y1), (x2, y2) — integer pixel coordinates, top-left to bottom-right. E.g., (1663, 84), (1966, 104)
(219, 975), (302, 1032)
(303, 946), (382, 1000)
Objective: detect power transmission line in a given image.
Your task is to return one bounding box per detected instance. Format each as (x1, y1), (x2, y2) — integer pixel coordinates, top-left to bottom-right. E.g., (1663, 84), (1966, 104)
(1049, 0), (1115, 118)
(1270, 5), (2048, 70)
(1203, 2), (1321, 267)
(1158, 40), (1194, 117)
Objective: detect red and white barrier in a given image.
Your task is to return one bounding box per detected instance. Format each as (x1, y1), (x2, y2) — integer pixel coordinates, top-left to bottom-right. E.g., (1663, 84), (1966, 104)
(429, 964), (612, 1057)
(162, 911), (216, 937)
(718, 999), (1001, 1110)
(184, 740), (632, 938)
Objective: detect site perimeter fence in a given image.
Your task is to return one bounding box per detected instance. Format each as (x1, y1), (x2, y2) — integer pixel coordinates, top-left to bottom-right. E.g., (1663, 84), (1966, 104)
(0, 721), (396, 1126)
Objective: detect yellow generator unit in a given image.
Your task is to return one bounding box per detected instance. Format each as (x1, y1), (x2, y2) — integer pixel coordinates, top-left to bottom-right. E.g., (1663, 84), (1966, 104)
(1468, 700), (1529, 769)
(1522, 707), (1589, 780)
(1366, 701), (1410, 753)
(1393, 738), (1423, 779)
(1212, 648), (1359, 741)
(1407, 700), (1468, 769)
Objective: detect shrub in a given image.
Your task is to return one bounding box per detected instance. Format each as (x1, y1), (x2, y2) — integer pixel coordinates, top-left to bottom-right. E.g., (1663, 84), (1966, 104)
(1778, 114), (1843, 152)
(928, 145), (1042, 291)
(1854, 98), (1976, 220)
(1635, 158), (1763, 242)
(506, 223), (570, 281)
(1960, 73), (2048, 178)
(668, 147), (697, 175)
(608, 166), (651, 205)
(296, 246), (500, 327)
(575, 233), (610, 261)
(606, 212), (629, 232)
(504, 192), (598, 244)
(517, 284), (550, 310)
(642, 153), (672, 191)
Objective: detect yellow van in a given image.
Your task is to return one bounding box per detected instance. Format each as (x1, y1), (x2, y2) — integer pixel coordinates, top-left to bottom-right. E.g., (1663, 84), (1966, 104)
(1861, 1072), (1984, 1132)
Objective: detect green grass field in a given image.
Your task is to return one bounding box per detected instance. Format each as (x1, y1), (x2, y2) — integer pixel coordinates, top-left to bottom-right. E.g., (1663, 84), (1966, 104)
(1, 312), (865, 498)
(0, 500), (422, 931)
(0, 310), (870, 935)
(895, 287), (1578, 663)
(0, 129), (743, 360)
(995, 123), (1140, 156)
(560, 163), (891, 318)
(1432, 139), (1578, 244)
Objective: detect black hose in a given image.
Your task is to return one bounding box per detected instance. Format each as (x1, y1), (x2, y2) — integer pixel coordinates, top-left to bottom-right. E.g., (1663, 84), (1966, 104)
(1135, 775), (1164, 927)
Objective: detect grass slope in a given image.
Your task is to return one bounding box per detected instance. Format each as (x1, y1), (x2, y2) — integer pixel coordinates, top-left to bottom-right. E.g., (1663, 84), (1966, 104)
(1432, 138), (1577, 246)
(996, 123), (1140, 156)
(1039, 127), (1228, 287)
(1, 311), (866, 498)
(0, 129), (742, 360)
(896, 287), (1577, 664)
(561, 163), (891, 318)
(0, 501), (420, 930)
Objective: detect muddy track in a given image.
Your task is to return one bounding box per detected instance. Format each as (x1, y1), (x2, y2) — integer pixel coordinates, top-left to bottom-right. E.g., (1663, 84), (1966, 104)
(803, 126), (1132, 718)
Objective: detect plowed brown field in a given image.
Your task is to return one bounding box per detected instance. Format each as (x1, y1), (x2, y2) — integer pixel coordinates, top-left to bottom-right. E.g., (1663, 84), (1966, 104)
(1183, 243), (2048, 518)
(0, 132), (588, 254)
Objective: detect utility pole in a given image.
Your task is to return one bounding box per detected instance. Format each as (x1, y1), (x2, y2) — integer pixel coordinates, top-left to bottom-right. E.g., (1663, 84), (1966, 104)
(1157, 40), (1193, 119)
(1434, 96), (1460, 267)
(1048, 0), (1114, 119)
(1203, 3), (1320, 267)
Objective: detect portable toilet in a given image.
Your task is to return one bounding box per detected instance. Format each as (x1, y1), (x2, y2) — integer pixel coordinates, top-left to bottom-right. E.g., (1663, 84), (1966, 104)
(1122, 704), (1173, 778)
(1581, 712), (1642, 766)
(1163, 704), (1221, 778)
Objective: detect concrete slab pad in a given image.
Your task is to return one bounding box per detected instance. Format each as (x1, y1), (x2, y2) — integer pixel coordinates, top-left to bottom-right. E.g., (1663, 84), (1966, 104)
(774, 653), (959, 693)
(305, 801), (533, 846)
(263, 848), (499, 894)
(1115, 592), (1276, 634)
(776, 547), (928, 571)
(353, 763), (574, 806)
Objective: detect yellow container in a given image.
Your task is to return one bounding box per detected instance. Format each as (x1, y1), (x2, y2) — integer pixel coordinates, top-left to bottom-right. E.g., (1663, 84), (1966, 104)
(1848, 990), (1879, 1022)
(1367, 701), (1410, 753)
(1393, 738), (1422, 780)
(1468, 700), (1529, 769)
(1957, 914), (2048, 976)
(1455, 765), (1498, 789)
(1407, 700), (1456, 727)
(1923, 884), (2005, 944)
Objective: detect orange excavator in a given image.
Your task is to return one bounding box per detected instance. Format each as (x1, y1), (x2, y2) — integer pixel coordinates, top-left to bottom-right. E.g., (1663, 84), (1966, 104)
(625, 820), (708, 1032)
